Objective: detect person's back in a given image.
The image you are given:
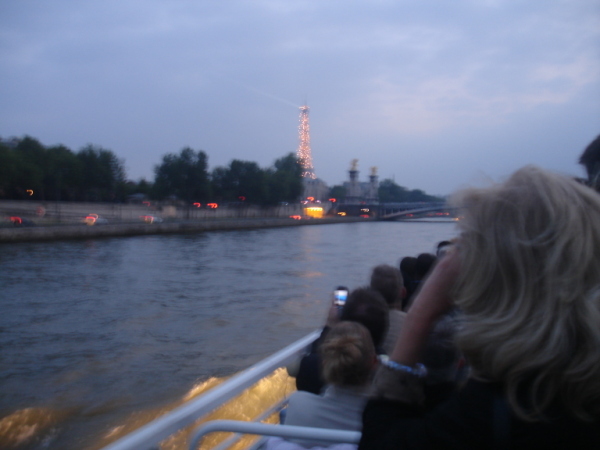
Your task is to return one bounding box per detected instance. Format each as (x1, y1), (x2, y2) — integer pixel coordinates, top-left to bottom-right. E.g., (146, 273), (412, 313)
(284, 386), (366, 438)
(369, 264), (406, 356)
(284, 322), (376, 447)
(382, 309), (406, 356)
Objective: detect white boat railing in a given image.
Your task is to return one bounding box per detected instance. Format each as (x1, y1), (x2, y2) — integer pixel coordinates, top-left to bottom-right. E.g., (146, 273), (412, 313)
(188, 420), (361, 450)
(101, 330), (321, 450)
(206, 395), (289, 450)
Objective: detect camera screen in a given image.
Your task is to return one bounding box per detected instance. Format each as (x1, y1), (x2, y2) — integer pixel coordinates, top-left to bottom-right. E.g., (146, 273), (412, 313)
(334, 289), (348, 305)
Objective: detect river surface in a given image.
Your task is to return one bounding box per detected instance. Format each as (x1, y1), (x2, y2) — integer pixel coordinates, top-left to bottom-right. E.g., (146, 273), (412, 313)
(0, 221), (457, 449)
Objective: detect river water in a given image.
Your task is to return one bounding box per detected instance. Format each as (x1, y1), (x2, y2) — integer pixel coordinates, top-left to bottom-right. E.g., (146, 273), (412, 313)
(0, 221), (457, 449)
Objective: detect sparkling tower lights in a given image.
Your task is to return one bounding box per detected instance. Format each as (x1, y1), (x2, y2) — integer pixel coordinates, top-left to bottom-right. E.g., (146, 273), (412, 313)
(297, 105), (316, 179)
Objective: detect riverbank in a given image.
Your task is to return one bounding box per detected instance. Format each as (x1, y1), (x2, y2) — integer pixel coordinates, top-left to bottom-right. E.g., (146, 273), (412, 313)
(0, 217), (368, 243)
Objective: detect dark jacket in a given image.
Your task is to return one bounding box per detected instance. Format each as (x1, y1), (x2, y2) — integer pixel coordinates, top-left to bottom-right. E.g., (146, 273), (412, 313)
(359, 378), (600, 450)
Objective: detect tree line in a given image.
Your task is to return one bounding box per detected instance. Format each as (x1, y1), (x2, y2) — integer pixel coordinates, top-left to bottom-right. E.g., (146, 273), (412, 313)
(0, 135), (302, 205)
(0, 135), (442, 205)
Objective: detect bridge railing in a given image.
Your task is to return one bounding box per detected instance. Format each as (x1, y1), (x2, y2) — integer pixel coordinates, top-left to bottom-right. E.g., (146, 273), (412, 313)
(378, 203), (457, 220)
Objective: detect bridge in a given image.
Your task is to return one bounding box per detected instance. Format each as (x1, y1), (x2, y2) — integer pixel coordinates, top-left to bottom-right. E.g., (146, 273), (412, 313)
(328, 202), (458, 220)
(378, 202), (458, 221)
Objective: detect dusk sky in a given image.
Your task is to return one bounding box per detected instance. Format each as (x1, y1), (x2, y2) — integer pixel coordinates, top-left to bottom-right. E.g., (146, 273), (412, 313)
(1, 0), (598, 196)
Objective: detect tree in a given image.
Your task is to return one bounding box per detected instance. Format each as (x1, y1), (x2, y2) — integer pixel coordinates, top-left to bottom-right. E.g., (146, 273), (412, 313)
(77, 145), (127, 201)
(153, 147), (211, 202)
(211, 159), (267, 204)
(378, 179), (409, 202)
(265, 153), (303, 205)
(0, 142), (17, 198)
(328, 185), (346, 202)
(378, 179), (442, 203)
(0, 136), (131, 201)
(13, 136), (46, 199)
(44, 145), (82, 201)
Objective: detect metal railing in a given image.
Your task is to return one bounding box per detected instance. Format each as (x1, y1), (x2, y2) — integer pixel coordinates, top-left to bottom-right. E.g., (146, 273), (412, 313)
(204, 397), (288, 450)
(189, 420), (361, 450)
(101, 330), (320, 450)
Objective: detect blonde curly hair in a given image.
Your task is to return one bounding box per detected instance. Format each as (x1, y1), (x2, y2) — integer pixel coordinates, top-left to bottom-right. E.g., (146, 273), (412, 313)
(450, 166), (600, 421)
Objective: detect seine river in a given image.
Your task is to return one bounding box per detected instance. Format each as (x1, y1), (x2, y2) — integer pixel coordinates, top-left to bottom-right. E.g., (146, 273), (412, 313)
(0, 221), (456, 449)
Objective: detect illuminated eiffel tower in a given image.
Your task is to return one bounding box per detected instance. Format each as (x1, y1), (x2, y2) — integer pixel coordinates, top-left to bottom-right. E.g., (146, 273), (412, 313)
(297, 105), (316, 179)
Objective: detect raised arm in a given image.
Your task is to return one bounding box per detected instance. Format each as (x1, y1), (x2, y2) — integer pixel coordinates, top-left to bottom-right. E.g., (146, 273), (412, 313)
(390, 247), (460, 366)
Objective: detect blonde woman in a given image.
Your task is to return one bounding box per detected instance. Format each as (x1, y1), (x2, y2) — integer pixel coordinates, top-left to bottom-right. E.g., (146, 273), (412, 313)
(360, 166), (600, 449)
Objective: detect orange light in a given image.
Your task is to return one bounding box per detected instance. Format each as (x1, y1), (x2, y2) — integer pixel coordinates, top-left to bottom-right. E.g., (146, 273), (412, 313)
(306, 197), (314, 202)
(193, 202), (201, 207)
(207, 203), (218, 209)
(329, 198), (336, 203)
(26, 190), (33, 196)
(337, 212), (346, 217)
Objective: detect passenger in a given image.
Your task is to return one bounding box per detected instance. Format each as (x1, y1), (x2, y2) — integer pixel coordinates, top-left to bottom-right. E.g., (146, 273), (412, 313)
(435, 240), (453, 257)
(578, 134), (600, 190)
(295, 287), (388, 395)
(339, 287), (389, 352)
(369, 264), (406, 356)
(399, 256), (418, 310)
(266, 322), (376, 449)
(372, 263), (463, 407)
(359, 166), (600, 449)
(401, 252), (437, 311)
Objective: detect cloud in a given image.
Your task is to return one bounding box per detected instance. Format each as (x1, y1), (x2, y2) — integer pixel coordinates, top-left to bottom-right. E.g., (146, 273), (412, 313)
(0, 0), (598, 194)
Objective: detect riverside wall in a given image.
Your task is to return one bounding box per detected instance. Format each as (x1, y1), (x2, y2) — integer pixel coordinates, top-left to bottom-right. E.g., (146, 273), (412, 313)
(0, 199), (310, 223)
(0, 200), (367, 243)
(0, 217), (367, 243)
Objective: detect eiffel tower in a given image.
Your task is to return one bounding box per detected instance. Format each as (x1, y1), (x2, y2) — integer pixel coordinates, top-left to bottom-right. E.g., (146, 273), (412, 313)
(297, 105), (316, 179)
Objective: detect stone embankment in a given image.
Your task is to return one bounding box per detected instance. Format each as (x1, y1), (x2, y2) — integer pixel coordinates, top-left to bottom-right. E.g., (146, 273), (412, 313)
(0, 217), (367, 243)
(1, 199), (369, 243)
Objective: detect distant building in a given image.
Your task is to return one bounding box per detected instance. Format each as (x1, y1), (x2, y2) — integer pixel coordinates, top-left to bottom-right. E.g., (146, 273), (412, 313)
(343, 160), (379, 204)
(302, 177), (329, 202)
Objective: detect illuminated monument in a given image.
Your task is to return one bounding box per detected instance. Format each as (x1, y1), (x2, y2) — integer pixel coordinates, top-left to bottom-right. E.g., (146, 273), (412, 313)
(297, 105), (328, 201)
(297, 105), (316, 179)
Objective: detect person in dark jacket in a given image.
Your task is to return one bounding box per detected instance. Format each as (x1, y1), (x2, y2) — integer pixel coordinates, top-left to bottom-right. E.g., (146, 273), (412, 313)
(359, 166), (600, 449)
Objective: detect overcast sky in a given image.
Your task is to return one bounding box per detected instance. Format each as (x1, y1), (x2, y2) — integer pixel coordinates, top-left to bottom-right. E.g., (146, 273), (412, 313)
(1, 0), (599, 196)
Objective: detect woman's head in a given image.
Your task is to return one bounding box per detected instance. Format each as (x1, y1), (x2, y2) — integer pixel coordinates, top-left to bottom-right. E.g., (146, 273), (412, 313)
(320, 321), (376, 387)
(450, 165), (600, 420)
